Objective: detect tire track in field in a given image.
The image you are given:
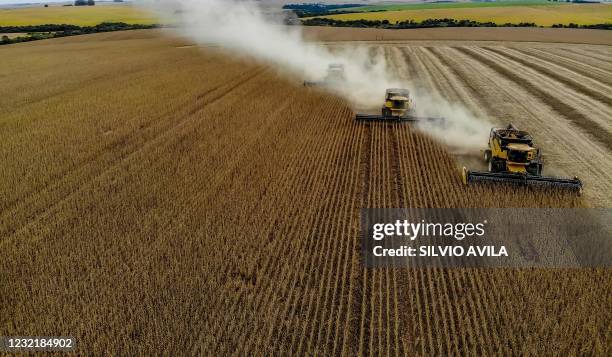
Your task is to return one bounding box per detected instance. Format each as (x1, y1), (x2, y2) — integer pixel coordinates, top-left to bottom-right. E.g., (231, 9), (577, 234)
(545, 47), (612, 74)
(421, 46), (611, 206)
(410, 45), (488, 124)
(455, 47), (612, 152)
(484, 46), (612, 107)
(581, 46), (612, 58)
(391, 47), (418, 87)
(473, 46), (612, 142)
(399, 47), (444, 98)
(562, 47), (611, 66)
(421, 47), (490, 119)
(512, 47), (612, 87)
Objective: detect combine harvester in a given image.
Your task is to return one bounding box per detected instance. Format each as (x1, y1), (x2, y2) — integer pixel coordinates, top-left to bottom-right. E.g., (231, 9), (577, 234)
(355, 88), (443, 122)
(462, 124), (583, 192)
(303, 63), (346, 87)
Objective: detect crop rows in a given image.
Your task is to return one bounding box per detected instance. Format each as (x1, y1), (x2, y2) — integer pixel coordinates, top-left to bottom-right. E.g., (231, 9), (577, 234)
(1, 31), (610, 355)
(381, 42), (612, 207)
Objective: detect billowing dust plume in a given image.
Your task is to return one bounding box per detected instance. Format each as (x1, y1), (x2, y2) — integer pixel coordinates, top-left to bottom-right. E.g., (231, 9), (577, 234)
(143, 0), (490, 151)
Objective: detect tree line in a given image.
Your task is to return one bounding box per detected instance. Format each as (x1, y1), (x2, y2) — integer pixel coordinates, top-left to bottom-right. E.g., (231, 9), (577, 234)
(282, 3), (368, 18)
(1, 22), (158, 46)
(301, 17), (612, 30)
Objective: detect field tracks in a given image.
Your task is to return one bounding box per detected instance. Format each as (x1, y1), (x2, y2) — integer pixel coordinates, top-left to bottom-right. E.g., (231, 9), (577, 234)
(483, 47), (612, 107)
(561, 47), (612, 67)
(455, 46), (612, 152)
(511, 47), (612, 87)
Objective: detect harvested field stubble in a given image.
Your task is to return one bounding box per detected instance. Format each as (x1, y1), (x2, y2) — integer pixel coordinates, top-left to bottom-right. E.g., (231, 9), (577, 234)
(0, 31), (610, 355)
(302, 26), (612, 45)
(378, 41), (612, 207)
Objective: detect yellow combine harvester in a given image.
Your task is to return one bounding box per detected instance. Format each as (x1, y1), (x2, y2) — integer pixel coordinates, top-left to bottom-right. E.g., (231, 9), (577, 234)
(303, 63), (346, 87)
(355, 88), (441, 122)
(462, 124), (582, 191)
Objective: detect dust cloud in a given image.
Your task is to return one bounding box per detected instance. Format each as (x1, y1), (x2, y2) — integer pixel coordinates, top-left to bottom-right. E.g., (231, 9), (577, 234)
(143, 0), (490, 151)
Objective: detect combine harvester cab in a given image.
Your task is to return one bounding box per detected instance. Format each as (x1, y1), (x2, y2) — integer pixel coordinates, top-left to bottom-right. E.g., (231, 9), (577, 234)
(355, 88), (443, 123)
(462, 124), (583, 193)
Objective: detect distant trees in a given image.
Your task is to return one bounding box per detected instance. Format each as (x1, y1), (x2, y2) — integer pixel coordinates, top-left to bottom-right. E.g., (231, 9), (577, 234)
(74, 0), (94, 6)
(282, 3), (362, 11)
(301, 17), (505, 28)
(282, 3), (364, 18)
(301, 17), (611, 30)
(552, 23), (611, 29)
(0, 22), (159, 46)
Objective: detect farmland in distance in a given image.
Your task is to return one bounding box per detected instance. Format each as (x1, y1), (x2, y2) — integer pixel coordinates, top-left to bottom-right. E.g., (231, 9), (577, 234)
(315, 3), (612, 26)
(0, 4), (156, 26)
(0, 30), (610, 354)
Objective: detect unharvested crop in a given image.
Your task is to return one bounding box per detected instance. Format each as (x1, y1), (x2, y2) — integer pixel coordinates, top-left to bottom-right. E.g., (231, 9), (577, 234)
(0, 5), (156, 26)
(318, 3), (612, 27)
(0, 30), (610, 355)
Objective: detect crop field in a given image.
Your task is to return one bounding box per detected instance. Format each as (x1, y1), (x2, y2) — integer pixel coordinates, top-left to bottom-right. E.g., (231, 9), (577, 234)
(318, 3), (612, 26)
(350, 0), (583, 12)
(1, 30), (610, 354)
(303, 26), (612, 45)
(0, 32), (26, 39)
(0, 4), (156, 26)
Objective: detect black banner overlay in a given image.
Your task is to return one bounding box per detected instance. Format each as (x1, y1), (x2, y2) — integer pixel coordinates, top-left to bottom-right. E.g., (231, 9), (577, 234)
(361, 209), (612, 268)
